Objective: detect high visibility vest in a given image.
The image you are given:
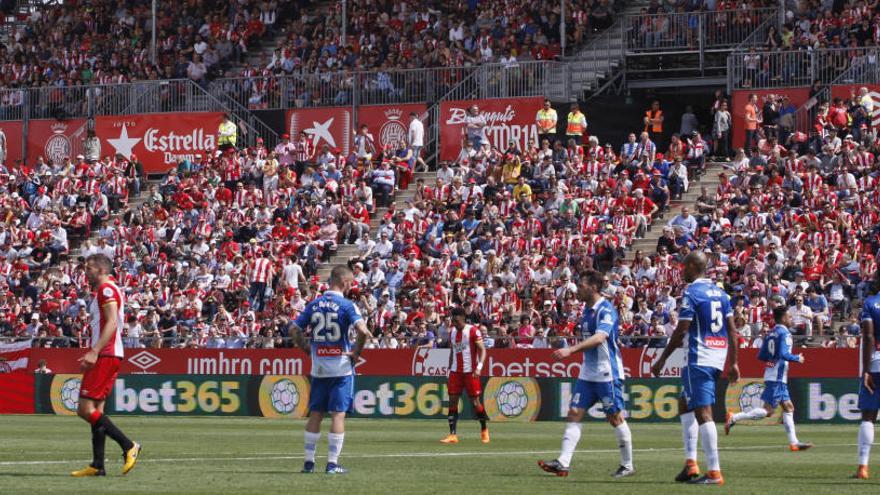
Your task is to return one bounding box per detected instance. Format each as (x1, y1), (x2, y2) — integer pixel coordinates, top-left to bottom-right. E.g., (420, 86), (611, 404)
(566, 111), (586, 135)
(218, 121), (237, 146)
(644, 109), (663, 133)
(536, 109), (557, 133)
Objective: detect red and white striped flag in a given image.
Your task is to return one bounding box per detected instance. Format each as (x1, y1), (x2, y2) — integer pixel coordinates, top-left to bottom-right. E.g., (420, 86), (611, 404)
(0, 340), (32, 373)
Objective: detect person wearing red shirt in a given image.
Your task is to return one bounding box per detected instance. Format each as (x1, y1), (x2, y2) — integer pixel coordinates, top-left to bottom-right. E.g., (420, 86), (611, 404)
(71, 254), (141, 477)
(441, 306), (490, 445)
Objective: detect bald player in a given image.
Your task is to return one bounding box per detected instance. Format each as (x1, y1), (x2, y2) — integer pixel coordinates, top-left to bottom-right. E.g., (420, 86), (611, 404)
(652, 251), (739, 486)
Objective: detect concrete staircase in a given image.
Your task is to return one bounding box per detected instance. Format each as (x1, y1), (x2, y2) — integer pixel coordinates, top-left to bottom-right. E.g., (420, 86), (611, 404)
(626, 163), (724, 256)
(73, 180), (157, 256)
(315, 171), (433, 280)
(559, 0), (649, 99)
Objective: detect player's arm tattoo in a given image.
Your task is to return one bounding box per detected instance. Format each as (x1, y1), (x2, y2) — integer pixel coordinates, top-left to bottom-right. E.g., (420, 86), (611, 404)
(725, 315), (738, 367)
(475, 338), (487, 371)
(657, 319), (689, 366)
(568, 331), (608, 354)
(862, 320), (875, 376)
(289, 323), (309, 353)
(93, 300), (119, 352)
(351, 320), (370, 359)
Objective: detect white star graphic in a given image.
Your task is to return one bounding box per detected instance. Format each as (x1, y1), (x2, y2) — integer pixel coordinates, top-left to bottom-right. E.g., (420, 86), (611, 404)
(304, 118), (336, 148)
(106, 124), (142, 158)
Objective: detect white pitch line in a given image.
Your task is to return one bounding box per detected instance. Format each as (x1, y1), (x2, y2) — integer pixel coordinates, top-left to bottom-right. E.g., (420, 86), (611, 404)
(0, 443), (864, 467)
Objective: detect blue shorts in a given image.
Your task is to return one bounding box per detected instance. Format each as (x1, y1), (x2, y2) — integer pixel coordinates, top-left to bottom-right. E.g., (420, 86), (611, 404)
(760, 380), (791, 408)
(859, 372), (880, 412)
(309, 375), (354, 413)
(681, 365), (720, 410)
(570, 379), (626, 415)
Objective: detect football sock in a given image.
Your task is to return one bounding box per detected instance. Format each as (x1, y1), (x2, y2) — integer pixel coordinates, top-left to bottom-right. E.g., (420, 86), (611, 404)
(448, 405), (459, 435)
(95, 414), (134, 452)
(732, 407), (768, 423)
(782, 412), (799, 444)
(699, 422), (721, 472)
(558, 422), (582, 468)
(615, 421), (633, 469)
(90, 423), (106, 469)
(475, 404), (488, 431)
(859, 421), (874, 466)
(680, 412), (698, 462)
(327, 433), (345, 464)
(304, 431), (320, 463)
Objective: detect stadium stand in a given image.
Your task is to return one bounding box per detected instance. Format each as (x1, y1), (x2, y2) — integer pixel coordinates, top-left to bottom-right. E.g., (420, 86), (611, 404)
(0, 0), (876, 355)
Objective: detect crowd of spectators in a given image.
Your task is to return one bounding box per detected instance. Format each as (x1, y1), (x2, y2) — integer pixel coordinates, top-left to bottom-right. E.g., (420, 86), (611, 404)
(1, 88), (877, 352)
(627, 0), (776, 51)
(218, 0), (617, 109)
(735, 0), (880, 88)
(0, 0), (294, 118)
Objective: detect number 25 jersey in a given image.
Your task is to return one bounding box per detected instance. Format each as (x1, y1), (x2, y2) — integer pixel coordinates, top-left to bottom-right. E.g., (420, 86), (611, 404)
(294, 290), (363, 378)
(677, 278), (733, 371)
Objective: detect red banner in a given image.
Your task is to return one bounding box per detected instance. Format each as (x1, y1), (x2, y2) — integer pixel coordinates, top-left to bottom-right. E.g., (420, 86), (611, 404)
(0, 121), (23, 166)
(831, 84), (880, 128)
(0, 374), (34, 413)
(438, 96), (543, 162)
(357, 103), (426, 151)
(730, 88), (810, 148)
(287, 107), (352, 157)
(28, 347), (858, 378)
(26, 118), (87, 166)
(95, 112), (224, 174)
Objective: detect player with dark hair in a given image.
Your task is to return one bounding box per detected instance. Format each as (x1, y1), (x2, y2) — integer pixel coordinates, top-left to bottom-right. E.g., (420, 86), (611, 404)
(71, 254), (141, 477)
(725, 306), (812, 451)
(652, 251), (739, 485)
(538, 270), (635, 479)
(440, 306), (489, 444)
(854, 269), (880, 479)
(291, 265), (371, 474)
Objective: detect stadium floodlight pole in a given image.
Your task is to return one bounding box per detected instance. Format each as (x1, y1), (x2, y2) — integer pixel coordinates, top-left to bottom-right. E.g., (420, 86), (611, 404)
(151, 0), (157, 65)
(560, 0), (566, 57)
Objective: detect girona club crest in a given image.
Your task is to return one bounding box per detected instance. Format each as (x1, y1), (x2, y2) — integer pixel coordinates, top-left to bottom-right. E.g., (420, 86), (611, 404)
(44, 122), (72, 164)
(378, 108), (407, 149)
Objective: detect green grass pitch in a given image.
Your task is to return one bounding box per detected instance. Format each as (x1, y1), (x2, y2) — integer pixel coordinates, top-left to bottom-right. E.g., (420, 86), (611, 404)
(0, 415), (878, 494)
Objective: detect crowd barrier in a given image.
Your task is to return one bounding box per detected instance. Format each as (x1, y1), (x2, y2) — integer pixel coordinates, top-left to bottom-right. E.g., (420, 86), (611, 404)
(0, 348), (863, 423)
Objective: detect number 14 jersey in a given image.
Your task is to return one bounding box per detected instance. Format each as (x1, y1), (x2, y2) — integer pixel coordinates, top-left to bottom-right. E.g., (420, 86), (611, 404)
(677, 278), (733, 371)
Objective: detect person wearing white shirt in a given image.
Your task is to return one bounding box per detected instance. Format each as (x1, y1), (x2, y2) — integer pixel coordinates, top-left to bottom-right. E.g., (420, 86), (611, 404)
(282, 258), (305, 290)
(408, 112), (425, 167)
(787, 296), (814, 338)
(374, 232), (394, 259)
(437, 162), (456, 185)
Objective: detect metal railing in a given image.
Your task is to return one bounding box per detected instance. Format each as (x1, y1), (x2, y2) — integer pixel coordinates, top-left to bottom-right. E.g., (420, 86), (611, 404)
(0, 62), (572, 126)
(625, 8), (777, 53)
(792, 53), (880, 133)
(204, 62), (569, 112)
(727, 47), (880, 91)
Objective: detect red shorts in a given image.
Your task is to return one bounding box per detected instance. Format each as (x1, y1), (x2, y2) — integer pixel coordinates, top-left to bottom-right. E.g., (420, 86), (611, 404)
(80, 356), (121, 401)
(448, 372), (481, 398)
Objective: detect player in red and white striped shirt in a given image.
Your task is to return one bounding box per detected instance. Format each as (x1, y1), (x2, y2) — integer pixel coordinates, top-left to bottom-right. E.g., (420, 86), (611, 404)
(441, 306), (490, 445)
(72, 254), (141, 477)
(249, 254), (274, 312)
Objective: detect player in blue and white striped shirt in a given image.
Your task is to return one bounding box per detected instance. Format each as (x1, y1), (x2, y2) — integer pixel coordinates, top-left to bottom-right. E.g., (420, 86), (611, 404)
(652, 251), (739, 486)
(538, 270), (635, 479)
(291, 265), (371, 475)
(724, 306), (812, 451)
